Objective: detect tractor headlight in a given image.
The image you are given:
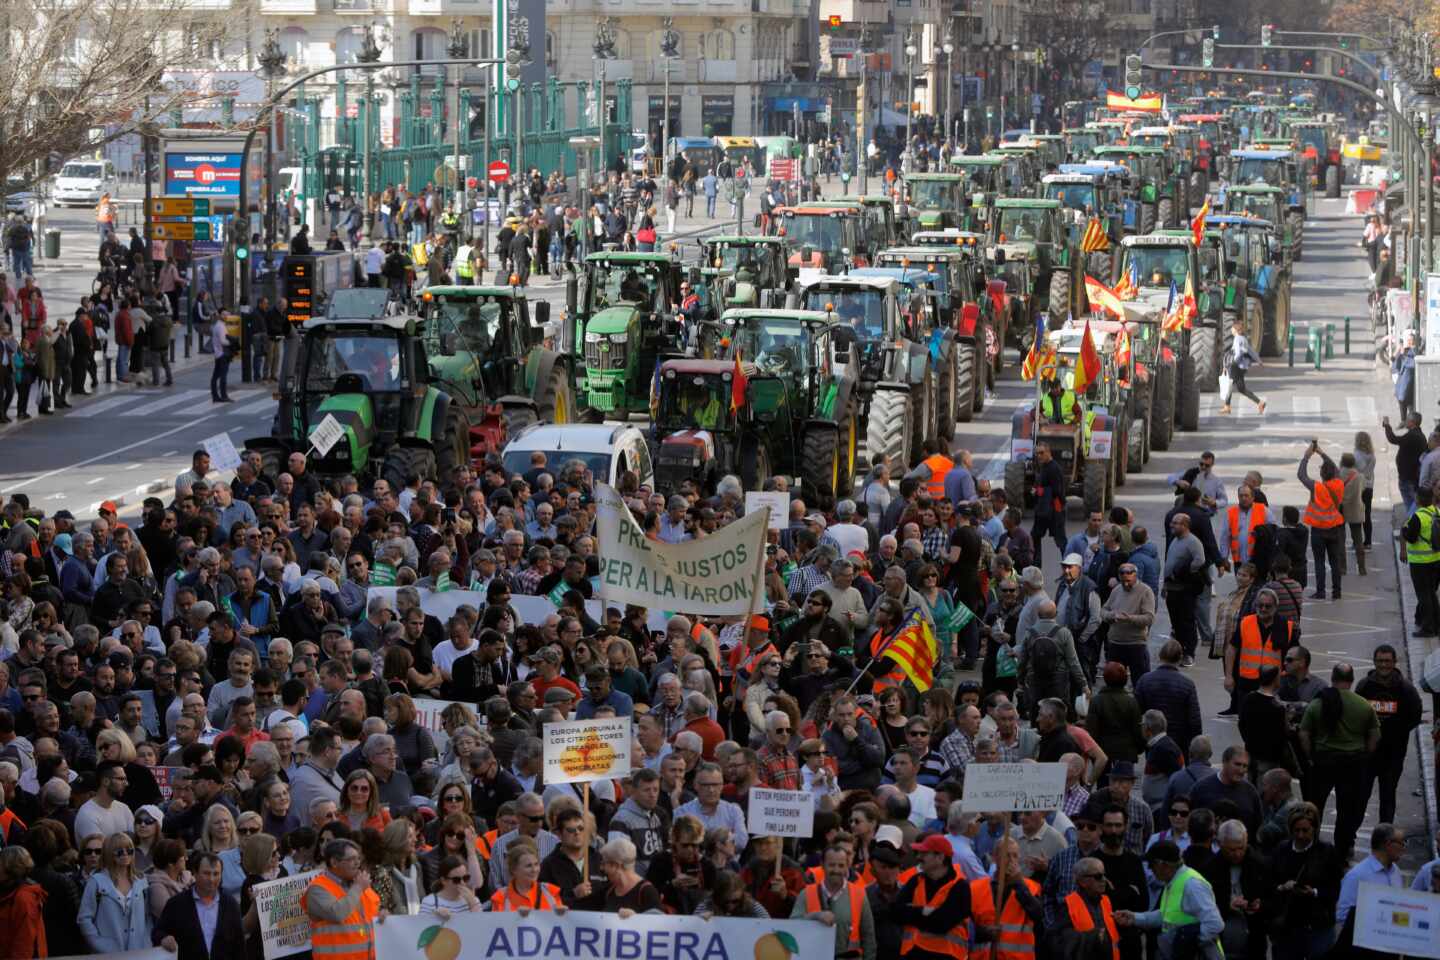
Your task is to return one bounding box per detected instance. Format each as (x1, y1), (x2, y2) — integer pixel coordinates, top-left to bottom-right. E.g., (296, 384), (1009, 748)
(585, 332), (603, 343)
(610, 333), (628, 343)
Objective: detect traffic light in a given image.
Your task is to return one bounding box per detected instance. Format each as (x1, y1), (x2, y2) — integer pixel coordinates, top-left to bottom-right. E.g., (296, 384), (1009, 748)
(505, 48), (521, 91)
(1202, 38), (1214, 68)
(1124, 54), (1143, 100)
(828, 14), (841, 30)
(1260, 24), (1273, 47)
(1212, 24), (1220, 40)
(231, 216), (250, 262)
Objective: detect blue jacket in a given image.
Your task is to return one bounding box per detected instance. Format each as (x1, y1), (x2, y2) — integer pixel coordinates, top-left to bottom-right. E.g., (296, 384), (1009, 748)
(78, 871), (151, 953)
(1129, 540), (1161, 596)
(1395, 349), (1416, 404)
(1133, 663), (1203, 758)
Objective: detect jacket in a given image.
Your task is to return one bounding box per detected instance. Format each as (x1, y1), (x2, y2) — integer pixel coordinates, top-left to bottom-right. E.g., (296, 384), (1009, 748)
(821, 716), (886, 791)
(1200, 846), (1273, 957)
(154, 887), (245, 960)
(607, 796), (668, 876)
(1035, 459), (1067, 518)
(1133, 664), (1202, 756)
(78, 871), (151, 953)
(0, 880), (46, 960)
(1128, 541), (1161, 597)
(1019, 619), (1088, 711)
(1354, 670), (1424, 746)
(1085, 686), (1147, 763)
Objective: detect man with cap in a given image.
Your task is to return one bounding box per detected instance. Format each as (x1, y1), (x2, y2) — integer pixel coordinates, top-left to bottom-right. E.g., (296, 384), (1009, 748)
(1091, 762), (1153, 857)
(794, 841), (877, 960)
(865, 836), (908, 957)
(1056, 552), (1103, 682)
(574, 665), (634, 719)
(890, 834), (973, 960)
(727, 614), (778, 708)
(543, 685), (577, 718)
(1050, 855), (1121, 960)
(1116, 841), (1223, 959)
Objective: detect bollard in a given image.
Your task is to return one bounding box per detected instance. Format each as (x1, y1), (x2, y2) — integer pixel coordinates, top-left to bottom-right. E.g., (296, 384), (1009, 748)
(105, 356), (112, 384)
(1288, 326), (1296, 367)
(1312, 327), (1323, 370)
(1325, 323), (1335, 360)
(185, 330), (192, 360)
(1344, 316), (1351, 355)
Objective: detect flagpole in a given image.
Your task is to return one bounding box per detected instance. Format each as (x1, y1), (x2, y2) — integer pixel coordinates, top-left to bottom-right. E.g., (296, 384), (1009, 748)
(842, 605), (932, 698)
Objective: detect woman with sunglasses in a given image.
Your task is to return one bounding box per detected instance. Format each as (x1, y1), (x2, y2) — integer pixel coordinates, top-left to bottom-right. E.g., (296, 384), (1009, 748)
(132, 803), (165, 872)
(420, 854), (483, 918)
(78, 832), (151, 952)
(488, 839), (566, 914)
(424, 783), (481, 845)
(239, 832), (287, 960)
(216, 809), (260, 900)
(258, 776), (300, 838)
(340, 769), (391, 832)
(421, 813), (485, 892)
(29, 601), (71, 647)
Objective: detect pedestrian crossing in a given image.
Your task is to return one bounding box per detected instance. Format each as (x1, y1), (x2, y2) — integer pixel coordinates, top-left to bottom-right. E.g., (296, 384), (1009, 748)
(65, 386), (269, 421)
(1197, 392), (1379, 430)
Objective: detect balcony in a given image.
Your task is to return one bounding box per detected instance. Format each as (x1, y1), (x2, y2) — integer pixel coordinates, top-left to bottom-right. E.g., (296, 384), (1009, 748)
(259, 0), (316, 11)
(331, 0), (391, 12)
(407, 0), (485, 12)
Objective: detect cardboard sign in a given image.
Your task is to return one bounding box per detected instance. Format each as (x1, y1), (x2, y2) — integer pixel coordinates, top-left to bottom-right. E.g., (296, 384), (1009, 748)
(747, 787), (815, 838)
(1354, 882), (1440, 958)
(308, 414), (345, 456)
(1089, 430), (1113, 457)
(960, 762), (1067, 812)
(252, 869), (322, 960)
(1011, 437), (1034, 461)
(202, 431), (243, 473)
(145, 764), (175, 803)
(542, 716), (632, 784)
(745, 491), (789, 531)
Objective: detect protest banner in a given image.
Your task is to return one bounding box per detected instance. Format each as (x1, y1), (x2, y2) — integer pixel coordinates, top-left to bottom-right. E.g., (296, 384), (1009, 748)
(1354, 882), (1440, 959)
(747, 787), (815, 839)
(413, 697), (466, 756)
(51, 951), (168, 960)
(146, 765), (176, 803)
(542, 717), (631, 785)
(202, 431), (243, 472)
(374, 904), (831, 960)
(253, 869), (322, 960)
(745, 491), (789, 531)
(366, 587), (616, 629)
(595, 482), (768, 616)
(960, 762), (1067, 812)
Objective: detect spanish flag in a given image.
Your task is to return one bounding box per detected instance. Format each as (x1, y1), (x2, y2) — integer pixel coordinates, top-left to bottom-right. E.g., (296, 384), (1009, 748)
(1106, 90), (1163, 113)
(730, 354), (748, 412)
(877, 610), (939, 693)
(1190, 197), (1211, 248)
(1115, 323), (1132, 369)
(1081, 218), (1110, 253)
(1113, 258), (1139, 301)
(1085, 275), (1127, 319)
(1072, 317), (1103, 395)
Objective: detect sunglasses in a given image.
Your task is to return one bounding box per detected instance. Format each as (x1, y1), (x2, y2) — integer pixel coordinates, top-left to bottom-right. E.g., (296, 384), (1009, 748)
(908, 729), (931, 737)
(445, 830), (467, 839)
(521, 813), (545, 822)
(348, 784), (371, 793)
(115, 848), (134, 856)
(239, 826), (259, 836)
(445, 874), (467, 883)
(135, 816), (156, 826)
(442, 794), (465, 803)
(83, 848), (103, 856)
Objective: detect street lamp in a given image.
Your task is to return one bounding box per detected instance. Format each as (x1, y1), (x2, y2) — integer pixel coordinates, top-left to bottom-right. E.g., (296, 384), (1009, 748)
(257, 29), (287, 268)
(857, 25), (873, 192)
(903, 28), (917, 169)
(660, 18), (680, 177)
(447, 20), (466, 219)
(942, 25), (955, 147)
(357, 23), (384, 238)
(594, 20), (617, 189)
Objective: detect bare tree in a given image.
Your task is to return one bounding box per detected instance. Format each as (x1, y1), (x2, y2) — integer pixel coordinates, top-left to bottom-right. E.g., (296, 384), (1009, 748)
(1026, 0), (1109, 101)
(0, 0), (235, 185)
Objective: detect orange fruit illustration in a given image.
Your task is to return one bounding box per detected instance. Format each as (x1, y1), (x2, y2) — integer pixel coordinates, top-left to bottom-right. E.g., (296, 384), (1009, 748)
(753, 930), (799, 960)
(418, 925), (460, 960)
(559, 731), (617, 777)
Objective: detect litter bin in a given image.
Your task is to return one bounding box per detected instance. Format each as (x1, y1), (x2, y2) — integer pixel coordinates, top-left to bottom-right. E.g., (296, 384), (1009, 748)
(43, 229), (61, 259)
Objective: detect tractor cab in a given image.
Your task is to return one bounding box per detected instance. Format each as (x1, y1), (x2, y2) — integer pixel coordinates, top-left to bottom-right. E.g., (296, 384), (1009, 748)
(900, 173), (969, 231)
(776, 205), (868, 281)
(698, 236), (794, 308)
(574, 251), (687, 417)
(1063, 128), (1102, 159)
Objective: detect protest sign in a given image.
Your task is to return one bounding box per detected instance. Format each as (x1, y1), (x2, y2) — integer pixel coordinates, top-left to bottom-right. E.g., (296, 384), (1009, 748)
(745, 491), (789, 531)
(202, 431), (242, 472)
(595, 483), (767, 616)
(1354, 882), (1440, 959)
(542, 717), (631, 785)
(747, 787), (815, 838)
(374, 904), (831, 960)
(145, 765), (176, 803)
(960, 762), (1067, 812)
(254, 869), (321, 960)
(413, 697), (466, 756)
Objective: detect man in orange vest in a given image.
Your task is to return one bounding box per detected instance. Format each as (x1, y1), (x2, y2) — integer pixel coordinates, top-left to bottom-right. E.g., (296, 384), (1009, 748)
(303, 839), (382, 960)
(1299, 442), (1347, 600)
(1219, 484), (1268, 577)
(1052, 856), (1121, 960)
(914, 440), (955, 502)
(1224, 589), (1298, 704)
(894, 835), (973, 959)
(969, 837), (1043, 960)
(792, 842), (877, 960)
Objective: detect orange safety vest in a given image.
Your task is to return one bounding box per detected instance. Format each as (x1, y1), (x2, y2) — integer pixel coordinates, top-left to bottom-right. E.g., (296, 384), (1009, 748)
(900, 872), (969, 959)
(1064, 891), (1120, 960)
(489, 881), (562, 912)
(805, 880), (866, 955)
(0, 807), (25, 843)
(1303, 477), (1345, 529)
(730, 640), (778, 698)
(923, 454), (955, 500)
(1226, 502), (1268, 562)
(1236, 615), (1292, 680)
(302, 872), (380, 960)
(476, 829), (497, 861)
(969, 877), (1040, 960)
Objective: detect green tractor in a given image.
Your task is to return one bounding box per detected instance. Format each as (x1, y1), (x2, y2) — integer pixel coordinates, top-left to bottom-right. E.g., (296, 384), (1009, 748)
(419, 284), (575, 446)
(245, 298), (471, 491)
(1062, 127), (1103, 161)
(571, 251), (688, 418)
(899, 172), (971, 234)
(1092, 145), (1183, 231)
(697, 235), (795, 310)
(1223, 151), (1307, 258)
(988, 197), (1086, 321)
(1127, 125), (1202, 214)
(1042, 169), (1126, 280)
(1207, 214), (1294, 357)
(1220, 182), (1303, 262)
(949, 155), (1013, 228)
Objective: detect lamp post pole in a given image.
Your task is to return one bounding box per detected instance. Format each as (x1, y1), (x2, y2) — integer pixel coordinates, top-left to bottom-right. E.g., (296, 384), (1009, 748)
(357, 25), (384, 239)
(858, 26), (870, 193)
(661, 18), (679, 178)
(448, 20), (466, 218)
(942, 26), (955, 147)
(258, 29), (287, 273)
(595, 20), (616, 184)
(904, 28), (917, 170)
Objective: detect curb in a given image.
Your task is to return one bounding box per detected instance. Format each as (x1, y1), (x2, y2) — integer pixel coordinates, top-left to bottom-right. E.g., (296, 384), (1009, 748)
(1391, 502), (1438, 858)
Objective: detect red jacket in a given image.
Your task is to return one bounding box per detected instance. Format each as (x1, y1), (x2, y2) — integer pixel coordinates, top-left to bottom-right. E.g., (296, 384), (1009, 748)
(682, 715), (726, 761)
(115, 307), (134, 347)
(0, 879), (47, 959)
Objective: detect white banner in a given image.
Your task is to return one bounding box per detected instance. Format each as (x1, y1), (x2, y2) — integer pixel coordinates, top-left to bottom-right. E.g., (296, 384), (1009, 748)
(252, 869), (321, 960)
(374, 906), (830, 960)
(1354, 882), (1440, 959)
(747, 787), (815, 838)
(542, 716), (632, 785)
(960, 762), (1067, 812)
(745, 491), (789, 531)
(595, 483), (768, 616)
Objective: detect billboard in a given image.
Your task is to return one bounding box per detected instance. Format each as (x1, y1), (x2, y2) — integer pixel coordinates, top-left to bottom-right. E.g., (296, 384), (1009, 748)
(165, 151), (244, 197)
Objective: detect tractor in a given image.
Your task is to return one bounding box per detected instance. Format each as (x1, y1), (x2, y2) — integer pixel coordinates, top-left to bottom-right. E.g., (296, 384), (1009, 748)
(798, 273), (944, 470)
(697, 235), (795, 310)
(245, 309), (471, 492)
(1177, 113), (1231, 187)
(419, 284), (574, 454)
(1289, 120), (1344, 198)
(1092, 145), (1184, 232)
(1042, 168), (1126, 280)
(1223, 150), (1307, 258)
(949, 155), (1013, 228)
(986, 245), (1042, 357)
(1220, 183), (1303, 262)
(1127, 125), (1203, 214)
(899, 172), (971, 234)
(571, 251), (688, 418)
(1002, 324), (1130, 515)
(988, 197), (1086, 321)
(1062, 128), (1103, 161)
(775, 203), (871, 282)
(833, 196), (900, 251)
(1208, 214), (1294, 357)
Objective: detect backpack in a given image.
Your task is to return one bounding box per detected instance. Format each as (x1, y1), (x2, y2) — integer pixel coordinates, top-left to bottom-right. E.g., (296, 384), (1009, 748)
(1029, 625), (1065, 700)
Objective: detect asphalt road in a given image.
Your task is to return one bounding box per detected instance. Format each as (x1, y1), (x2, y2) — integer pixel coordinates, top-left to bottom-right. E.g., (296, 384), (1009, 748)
(9, 187), (1429, 862)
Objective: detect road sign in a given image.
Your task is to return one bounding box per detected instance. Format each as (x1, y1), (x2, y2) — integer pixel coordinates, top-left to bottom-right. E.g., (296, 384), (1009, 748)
(828, 38), (859, 57)
(308, 414), (345, 457)
(148, 198), (210, 218)
(152, 221), (212, 241)
(488, 160), (510, 183)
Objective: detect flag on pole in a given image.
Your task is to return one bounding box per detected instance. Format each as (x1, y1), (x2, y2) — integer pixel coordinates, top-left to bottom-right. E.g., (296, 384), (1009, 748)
(1081, 218), (1110, 253)
(1113, 258), (1139, 301)
(1072, 316), (1103, 395)
(730, 354), (748, 412)
(1190, 197), (1211, 248)
(1020, 309), (1049, 380)
(1106, 90), (1163, 112)
(879, 610), (939, 692)
(1115, 323), (1132, 369)
(1182, 272), (1198, 326)
(1085, 275), (1127, 319)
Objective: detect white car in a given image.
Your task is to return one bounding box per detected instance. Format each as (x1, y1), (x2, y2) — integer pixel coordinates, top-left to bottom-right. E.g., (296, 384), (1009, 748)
(502, 423), (654, 490)
(52, 159), (118, 207)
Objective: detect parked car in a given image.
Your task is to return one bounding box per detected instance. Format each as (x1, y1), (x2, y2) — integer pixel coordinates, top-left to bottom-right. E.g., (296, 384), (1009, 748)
(501, 422), (655, 490)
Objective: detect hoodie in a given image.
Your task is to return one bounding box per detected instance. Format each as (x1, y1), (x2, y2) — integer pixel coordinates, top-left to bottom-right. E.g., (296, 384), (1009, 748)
(607, 796), (668, 876)
(1128, 540), (1161, 596)
(1354, 669), (1424, 745)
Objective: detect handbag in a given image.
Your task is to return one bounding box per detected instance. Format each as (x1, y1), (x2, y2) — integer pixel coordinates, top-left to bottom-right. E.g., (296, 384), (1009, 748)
(1218, 370), (1234, 405)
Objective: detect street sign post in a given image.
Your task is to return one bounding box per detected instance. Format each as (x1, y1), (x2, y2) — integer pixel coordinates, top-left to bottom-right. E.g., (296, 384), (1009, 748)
(148, 198), (211, 218)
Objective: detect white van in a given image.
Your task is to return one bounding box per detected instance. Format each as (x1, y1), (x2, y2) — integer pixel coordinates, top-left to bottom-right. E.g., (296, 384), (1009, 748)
(53, 159), (119, 207)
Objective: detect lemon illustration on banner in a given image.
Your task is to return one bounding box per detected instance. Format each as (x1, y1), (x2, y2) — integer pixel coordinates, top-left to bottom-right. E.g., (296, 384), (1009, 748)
(559, 730), (617, 778)
(417, 925), (461, 960)
(753, 930), (800, 960)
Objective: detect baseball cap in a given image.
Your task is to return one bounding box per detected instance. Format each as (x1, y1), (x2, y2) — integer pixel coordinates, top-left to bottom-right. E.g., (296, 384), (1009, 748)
(530, 647), (562, 665)
(544, 686), (576, 704)
(874, 824), (905, 850)
(99, 500), (119, 515)
(803, 513), (828, 527)
(321, 623), (347, 636)
(911, 835), (955, 858)
(1145, 840), (1182, 864)
(1063, 553), (1084, 567)
(54, 533), (73, 557)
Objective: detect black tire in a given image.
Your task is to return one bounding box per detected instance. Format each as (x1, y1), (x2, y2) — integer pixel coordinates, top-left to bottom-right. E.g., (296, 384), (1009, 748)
(954, 343), (975, 424)
(1189, 325), (1219, 394)
(867, 388), (912, 474)
(435, 408), (471, 488)
(801, 426), (842, 500)
(1325, 164), (1341, 199)
(1178, 350), (1200, 432)
(1087, 251), (1113, 285)
(972, 337), (987, 412)
(1049, 269), (1072, 321)
(938, 351), (959, 439)
(503, 404), (538, 438)
(1288, 212), (1304, 261)
(536, 364), (575, 424)
(1157, 197), (1175, 230)
(1004, 461), (1028, 514)
(1189, 171), (1208, 207)
(382, 444), (438, 493)
(739, 441), (772, 491)
(1151, 361), (1175, 451)
(1083, 459), (1109, 514)
(1140, 202), (1158, 235)
(835, 396), (859, 497)
(910, 369), (934, 465)
(1257, 295), (1280, 358)
(1127, 421), (1145, 474)
(1115, 425), (1128, 487)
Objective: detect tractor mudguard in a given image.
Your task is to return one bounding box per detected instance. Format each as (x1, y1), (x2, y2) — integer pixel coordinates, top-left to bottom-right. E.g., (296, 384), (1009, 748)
(957, 301), (981, 339)
(426, 392), (453, 446)
(829, 377), (857, 423)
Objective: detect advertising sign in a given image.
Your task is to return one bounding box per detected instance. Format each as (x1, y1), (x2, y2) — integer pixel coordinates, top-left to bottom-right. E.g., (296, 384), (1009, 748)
(1354, 883), (1440, 958)
(165, 151), (244, 197)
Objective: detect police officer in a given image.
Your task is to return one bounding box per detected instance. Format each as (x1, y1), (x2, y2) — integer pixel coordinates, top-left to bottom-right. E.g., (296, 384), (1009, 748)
(1403, 486), (1440, 636)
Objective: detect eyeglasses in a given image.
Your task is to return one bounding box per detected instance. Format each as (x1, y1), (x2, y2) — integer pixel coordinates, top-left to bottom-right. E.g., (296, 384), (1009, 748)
(1170, 809), (1191, 818)
(115, 848), (134, 856)
(83, 847), (103, 856)
(1076, 822), (1100, 831)
(445, 874), (467, 883)
(239, 826), (259, 836)
(521, 813), (545, 822)
(348, 784), (371, 793)
(772, 726), (791, 734)
(445, 830), (467, 839)
(442, 794), (465, 803)
(908, 729), (931, 737)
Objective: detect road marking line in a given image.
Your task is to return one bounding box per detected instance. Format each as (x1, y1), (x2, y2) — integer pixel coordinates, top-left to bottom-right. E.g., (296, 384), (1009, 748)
(68, 395), (137, 419)
(1, 413), (226, 495)
(86, 477), (104, 485)
(232, 396), (274, 417)
(1292, 395), (1322, 423)
(1347, 395), (1377, 426)
(125, 464), (141, 470)
(128, 389), (211, 418)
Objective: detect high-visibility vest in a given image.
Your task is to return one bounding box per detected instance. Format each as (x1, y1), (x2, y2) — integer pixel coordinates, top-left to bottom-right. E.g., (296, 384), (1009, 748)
(476, 829), (497, 861)
(969, 877), (1040, 960)
(455, 246), (474, 278)
(302, 872), (380, 960)
(1041, 391), (1078, 424)
(1303, 477), (1345, 529)
(1409, 507), (1440, 565)
(1236, 614), (1291, 680)
(489, 881), (562, 912)
(0, 807), (25, 843)
(1226, 502), (1268, 562)
(900, 872), (968, 959)
(1064, 891), (1120, 960)
(923, 454), (955, 500)
(805, 880), (866, 955)
(1159, 866), (1212, 934)
(729, 641), (777, 699)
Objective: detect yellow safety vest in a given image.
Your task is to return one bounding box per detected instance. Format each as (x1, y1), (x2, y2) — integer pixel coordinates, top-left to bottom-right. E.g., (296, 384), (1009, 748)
(1410, 507), (1440, 565)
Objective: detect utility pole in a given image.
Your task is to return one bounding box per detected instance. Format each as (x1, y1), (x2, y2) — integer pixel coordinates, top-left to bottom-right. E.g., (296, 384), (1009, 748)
(595, 20), (616, 183)
(903, 28), (917, 170)
(448, 20), (466, 217)
(942, 24), (955, 146)
(660, 18), (679, 176)
(357, 24), (384, 239)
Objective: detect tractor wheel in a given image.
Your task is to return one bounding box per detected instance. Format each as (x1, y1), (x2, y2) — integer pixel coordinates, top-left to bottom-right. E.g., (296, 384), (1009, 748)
(739, 441), (773, 491)
(972, 336), (988, 412)
(836, 395), (859, 497)
(382, 444), (438, 494)
(867, 388), (913, 475)
(1004, 461), (1028, 515)
(1151, 361), (1176, 451)
(435, 408), (471, 488)
(953, 343), (975, 424)
(1256, 295), (1280, 358)
(939, 351), (959, 438)
(1083, 459), (1110, 515)
(911, 369), (935, 464)
(536, 364), (574, 424)
(1288, 212), (1304, 261)
(1157, 197), (1175, 230)
(1189, 171), (1208, 207)
(1178, 349), (1200, 432)
(1115, 426), (1128, 487)
(503, 404), (538, 438)
(801, 426), (842, 502)
(1048, 270), (1073, 323)
(1127, 421), (1146, 473)
(1189, 324), (1219, 394)
(1325, 164), (1341, 199)
(1140, 202), (1158, 235)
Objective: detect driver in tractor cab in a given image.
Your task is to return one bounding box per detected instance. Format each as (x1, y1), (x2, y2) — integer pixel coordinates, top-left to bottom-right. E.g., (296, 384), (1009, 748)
(681, 380), (723, 429)
(1149, 266), (1172, 287)
(620, 271), (649, 305)
(1040, 375), (1081, 425)
(735, 254), (759, 287)
(1016, 214), (1038, 240)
